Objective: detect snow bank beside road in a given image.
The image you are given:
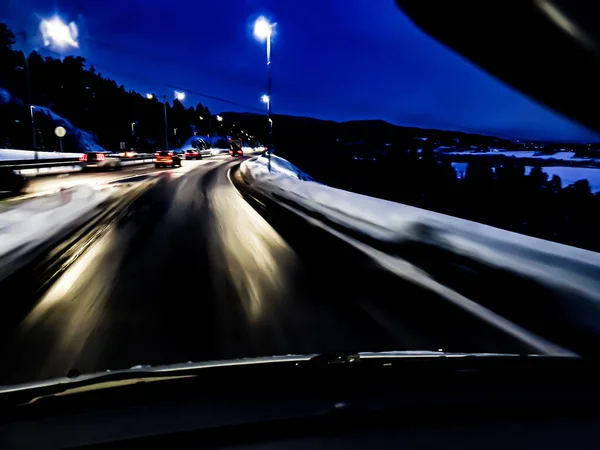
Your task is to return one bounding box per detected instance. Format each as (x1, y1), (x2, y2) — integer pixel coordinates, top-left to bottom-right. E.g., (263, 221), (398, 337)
(240, 155), (600, 332)
(0, 186), (110, 280)
(0, 149), (82, 161)
(242, 154), (314, 182)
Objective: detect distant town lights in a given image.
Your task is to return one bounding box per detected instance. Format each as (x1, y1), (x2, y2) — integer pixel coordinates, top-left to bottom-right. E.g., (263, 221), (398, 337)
(40, 16), (79, 49)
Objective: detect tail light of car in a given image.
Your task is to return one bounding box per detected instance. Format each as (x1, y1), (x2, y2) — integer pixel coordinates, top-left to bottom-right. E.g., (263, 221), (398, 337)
(155, 152), (160, 156)
(228, 150), (234, 154)
(97, 153), (106, 161)
(79, 154), (87, 162)
(168, 152), (174, 156)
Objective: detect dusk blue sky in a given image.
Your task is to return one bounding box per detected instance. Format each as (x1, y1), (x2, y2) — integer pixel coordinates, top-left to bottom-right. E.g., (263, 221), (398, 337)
(1, 0), (598, 141)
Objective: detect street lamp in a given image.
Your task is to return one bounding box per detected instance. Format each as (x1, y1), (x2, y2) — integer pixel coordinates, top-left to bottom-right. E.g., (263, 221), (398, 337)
(216, 115), (223, 122)
(40, 16), (79, 49)
(15, 62), (37, 156)
(261, 94), (270, 111)
(146, 93), (154, 100)
(175, 91), (185, 101)
(254, 16), (276, 171)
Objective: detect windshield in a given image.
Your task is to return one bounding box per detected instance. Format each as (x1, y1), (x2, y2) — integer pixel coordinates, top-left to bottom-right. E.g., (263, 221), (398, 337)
(0, 1), (597, 387)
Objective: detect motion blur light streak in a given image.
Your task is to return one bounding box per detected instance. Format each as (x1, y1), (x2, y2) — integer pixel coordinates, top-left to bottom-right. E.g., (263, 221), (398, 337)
(207, 167), (296, 324)
(21, 234), (110, 330)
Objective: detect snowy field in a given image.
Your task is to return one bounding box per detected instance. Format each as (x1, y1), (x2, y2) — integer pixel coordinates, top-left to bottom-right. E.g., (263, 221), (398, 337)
(525, 166), (600, 192)
(450, 161), (600, 192)
(445, 149), (598, 163)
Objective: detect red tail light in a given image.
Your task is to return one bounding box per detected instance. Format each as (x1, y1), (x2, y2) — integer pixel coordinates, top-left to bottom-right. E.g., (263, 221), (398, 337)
(155, 152), (160, 156)
(168, 152), (174, 156)
(97, 153), (106, 161)
(79, 154), (87, 162)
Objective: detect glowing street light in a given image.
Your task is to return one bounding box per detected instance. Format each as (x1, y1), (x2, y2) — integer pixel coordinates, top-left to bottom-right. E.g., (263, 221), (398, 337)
(40, 16), (79, 49)
(175, 91), (185, 101)
(253, 16), (274, 41)
(253, 16), (276, 172)
(146, 93), (154, 99)
(216, 115), (223, 122)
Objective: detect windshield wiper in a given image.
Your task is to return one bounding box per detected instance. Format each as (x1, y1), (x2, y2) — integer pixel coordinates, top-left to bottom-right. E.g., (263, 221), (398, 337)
(0, 351), (580, 407)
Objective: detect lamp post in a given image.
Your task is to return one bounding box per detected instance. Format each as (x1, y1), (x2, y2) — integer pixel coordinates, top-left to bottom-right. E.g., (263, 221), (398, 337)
(147, 93), (169, 151)
(15, 54), (37, 157)
(254, 16), (276, 171)
(163, 96), (169, 150)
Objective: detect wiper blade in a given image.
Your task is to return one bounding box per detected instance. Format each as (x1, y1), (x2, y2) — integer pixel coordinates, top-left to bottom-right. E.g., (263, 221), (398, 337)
(0, 351), (580, 405)
(0, 354), (317, 401)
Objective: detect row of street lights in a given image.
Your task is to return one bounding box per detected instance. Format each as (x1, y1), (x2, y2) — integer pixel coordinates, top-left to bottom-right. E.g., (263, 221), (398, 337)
(21, 15), (274, 155)
(145, 93), (235, 150)
(137, 17), (276, 154)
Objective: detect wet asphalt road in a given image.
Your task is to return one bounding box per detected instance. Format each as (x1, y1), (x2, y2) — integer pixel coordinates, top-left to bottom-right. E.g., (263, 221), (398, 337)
(0, 158), (574, 384)
(1, 159), (397, 383)
(20, 160), (195, 195)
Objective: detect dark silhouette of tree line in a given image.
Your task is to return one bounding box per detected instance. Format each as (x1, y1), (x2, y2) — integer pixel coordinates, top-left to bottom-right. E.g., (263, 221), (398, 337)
(278, 140), (600, 253)
(0, 23), (212, 152)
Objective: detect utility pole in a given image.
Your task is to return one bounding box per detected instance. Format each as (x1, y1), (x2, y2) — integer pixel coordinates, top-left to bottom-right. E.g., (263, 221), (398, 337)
(163, 95), (169, 151)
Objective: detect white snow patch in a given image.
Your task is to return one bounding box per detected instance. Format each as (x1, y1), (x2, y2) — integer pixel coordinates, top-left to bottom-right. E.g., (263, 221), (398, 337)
(242, 154), (314, 182)
(525, 166), (600, 192)
(451, 162), (468, 179)
(0, 186), (110, 278)
(0, 149), (82, 161)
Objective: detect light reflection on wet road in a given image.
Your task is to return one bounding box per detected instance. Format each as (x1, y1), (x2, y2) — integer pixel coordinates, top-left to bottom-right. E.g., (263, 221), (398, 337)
(1, 159), (401, 383)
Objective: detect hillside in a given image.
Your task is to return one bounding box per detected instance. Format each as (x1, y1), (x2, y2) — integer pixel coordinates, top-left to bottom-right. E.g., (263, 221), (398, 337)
(217, 112), (515, 149)
(0, 88), (105, 152)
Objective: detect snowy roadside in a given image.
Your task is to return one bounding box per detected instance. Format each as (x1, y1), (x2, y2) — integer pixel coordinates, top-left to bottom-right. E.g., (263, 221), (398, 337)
(0, 149), (83, 161)
(240, 155), (600, 320)
(0, 186), (111, 280)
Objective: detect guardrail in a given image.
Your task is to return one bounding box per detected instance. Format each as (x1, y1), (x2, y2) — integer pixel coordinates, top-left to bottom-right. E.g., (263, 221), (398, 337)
(239, 154), (600, 356)
(0, 154), (156, 171)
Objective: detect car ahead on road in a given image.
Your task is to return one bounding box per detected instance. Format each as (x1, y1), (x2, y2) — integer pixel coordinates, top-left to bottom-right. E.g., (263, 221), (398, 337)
(155, 150), (182, 168)
(119, 150), (138, 158)
(184, 149), (202, 160)
(228, 148), (244, 157)
(79, 152), (122, 171)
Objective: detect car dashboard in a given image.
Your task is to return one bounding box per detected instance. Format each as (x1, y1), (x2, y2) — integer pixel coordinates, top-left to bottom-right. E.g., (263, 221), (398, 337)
(1, 357), (599, 450)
